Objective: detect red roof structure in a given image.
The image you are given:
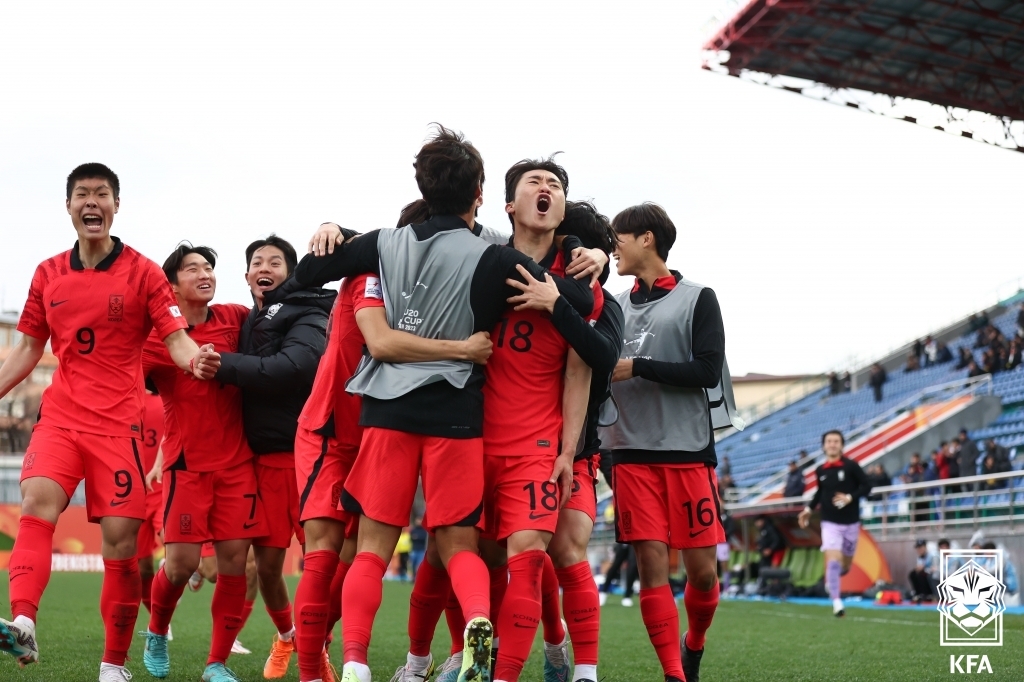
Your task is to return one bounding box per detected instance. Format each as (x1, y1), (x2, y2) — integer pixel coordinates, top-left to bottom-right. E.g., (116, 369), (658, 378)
(703, 0), (1024, 151)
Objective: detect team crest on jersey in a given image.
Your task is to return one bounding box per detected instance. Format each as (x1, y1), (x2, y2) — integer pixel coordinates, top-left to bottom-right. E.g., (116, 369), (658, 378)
(108, 294), (125, 321)
(838, 470), (845, 481)
(179, 514), (192, 535)
(170, 306), (182, 318)
(365, 276), (383, 300)
(264, 303), (283, 320)
(23, 453), (35, 470)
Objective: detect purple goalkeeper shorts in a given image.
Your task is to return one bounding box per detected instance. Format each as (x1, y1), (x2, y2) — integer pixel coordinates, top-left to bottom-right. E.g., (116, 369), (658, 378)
(820, 521), (860, 556)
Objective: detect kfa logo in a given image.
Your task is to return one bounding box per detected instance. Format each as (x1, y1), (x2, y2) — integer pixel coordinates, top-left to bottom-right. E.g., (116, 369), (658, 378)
(936, 549), (1006, 647)
(108, 294), (125, 321)
(949, 655), (993, 674)
(623, 328), (655, 353)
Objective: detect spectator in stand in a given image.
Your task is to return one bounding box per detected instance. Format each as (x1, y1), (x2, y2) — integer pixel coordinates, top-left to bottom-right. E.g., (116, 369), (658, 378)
(865, 464), (890, 501)
(979, 455), (1006, 490)
(943, 441), (962, 494)
(934, 342), (953, 364)
(869, 362), (887, 402)
(955, 347), (974, 370)
(797, 450), (811, 471)
(981, 542), (1019, 599)
(981, 349), (999, 375)
(783, 460), (805, 499)
(902, 453), (929, 522)
(1007, 338), (1022, 371)
(956, 429), (980, 478)
(754, 516), (785, 569)
(828, 372), (841, 396)
(967, 360), (984, 378)
(908, 539), (937, 603)
(1017, 302), (1024, 337)
(984, 439), (1011, 471)
(841, 371), (852, 393)
(912, 338), (924, 364)
(719, 455), (731, 478)
(905, 352), (921, 372)
(408, 517), (427, 579)
(923, 336), (937, 367)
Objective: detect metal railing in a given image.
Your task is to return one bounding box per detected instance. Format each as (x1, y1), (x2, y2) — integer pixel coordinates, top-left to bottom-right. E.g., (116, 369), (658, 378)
(737, 374), (993, 502)
(726, 469), (1024, 540)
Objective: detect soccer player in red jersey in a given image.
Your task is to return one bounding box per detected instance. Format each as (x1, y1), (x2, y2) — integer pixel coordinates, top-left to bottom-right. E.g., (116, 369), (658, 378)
(602, 203), (729, 682)
(474, 159), (600, 682)
(504, 200), (624, 682)
(0, 164), (217, 682)
(140, 244), (265, 682)
(138, 387), (166, 620)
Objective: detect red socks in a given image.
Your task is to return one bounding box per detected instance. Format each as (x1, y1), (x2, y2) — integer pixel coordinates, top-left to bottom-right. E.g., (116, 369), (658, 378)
(447, 550), (490, 623)
(148, 568), (187, 636)
(408, 560), (451, 656)
(493, 550), (545, 682)
(556, 561), (599, 665)
(8, 515), (56, 622)
(341, 552), (387, 664)
(540, 555), (564, 645)
(489, 563), (509, 636)
(208, 573), (247, 665)
(100, 558), (142, 666)
(240, 599), (255, 632)
(326, 559), (351, 637)
(639, 585), (683, 679)
(683, 581), (719, 651)
(444, 587), (465, 655)
(267, 604), (294, 635)
(295, 550), (338, 681)
(141, 570), (154, 613)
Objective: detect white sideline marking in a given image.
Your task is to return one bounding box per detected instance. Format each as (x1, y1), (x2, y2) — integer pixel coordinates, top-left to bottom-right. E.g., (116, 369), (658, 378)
(750, 608), (932, 627)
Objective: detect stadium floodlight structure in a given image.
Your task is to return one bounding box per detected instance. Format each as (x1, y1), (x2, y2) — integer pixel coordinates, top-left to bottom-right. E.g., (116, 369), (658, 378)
(702, 0), (1024, 152)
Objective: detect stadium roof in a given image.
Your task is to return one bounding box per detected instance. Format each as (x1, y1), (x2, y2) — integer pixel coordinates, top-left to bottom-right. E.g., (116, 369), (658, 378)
(703, 0), (1024, 150)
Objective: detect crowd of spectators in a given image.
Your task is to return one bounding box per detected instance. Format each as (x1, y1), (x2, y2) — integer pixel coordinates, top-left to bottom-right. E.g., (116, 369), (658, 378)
(906, 334), (954, 372)
(964, 304), (1023, 377)
(827, 371), (851, 396)
(907, 533), (1019, 604)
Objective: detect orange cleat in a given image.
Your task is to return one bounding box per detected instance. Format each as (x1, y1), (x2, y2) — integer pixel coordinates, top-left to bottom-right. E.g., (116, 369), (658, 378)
(320, 646), (339, 682)
(262, 633), (295, 679)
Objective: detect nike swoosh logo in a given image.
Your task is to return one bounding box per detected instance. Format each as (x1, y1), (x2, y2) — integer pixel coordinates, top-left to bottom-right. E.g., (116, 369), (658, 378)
(689, 528), (709, 539)
(529, 512), (551, 520)
(110, 500), (129, 507)
(512, 622), (535, 629)
(243, 522), (258, 529)
(301, 619), (323, 626)
(573, 615), (596, 622)
(50, 300), (69, 307)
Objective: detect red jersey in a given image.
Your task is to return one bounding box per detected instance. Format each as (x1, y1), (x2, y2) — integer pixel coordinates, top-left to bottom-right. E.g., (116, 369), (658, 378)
(16, 239), (187, 438)
(298, 274), (384, 448)
(142, 303), (253, 472)
(483, 251), (603, 456)
(140, 391), (165, 476)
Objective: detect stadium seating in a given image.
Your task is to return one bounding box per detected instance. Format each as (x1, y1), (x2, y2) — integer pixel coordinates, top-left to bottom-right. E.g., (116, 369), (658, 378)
(718, 304), (1024, 491)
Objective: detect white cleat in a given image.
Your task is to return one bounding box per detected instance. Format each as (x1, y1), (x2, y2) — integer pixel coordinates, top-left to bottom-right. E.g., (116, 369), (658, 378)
(621, 597), (634, 607)
(832, 598), (845, 618)
(99, 662), (134, 681)
(231, 638), (252, 655)
(389, 653), (434, 682)
(0, 616), (39, 667)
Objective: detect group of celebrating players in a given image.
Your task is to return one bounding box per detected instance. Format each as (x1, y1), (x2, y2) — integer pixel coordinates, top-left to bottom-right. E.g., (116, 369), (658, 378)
(0, 124), (735, 682)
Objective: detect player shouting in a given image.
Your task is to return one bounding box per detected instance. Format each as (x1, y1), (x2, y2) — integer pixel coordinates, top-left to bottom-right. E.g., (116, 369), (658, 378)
(0, 164), (216, 682)
(798, 430), (872, 617)
(601, 203), (728, 682)
(141, 244), (265, 682)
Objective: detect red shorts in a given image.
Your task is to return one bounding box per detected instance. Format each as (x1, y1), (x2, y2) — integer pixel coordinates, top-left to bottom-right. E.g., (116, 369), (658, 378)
(135, 487), (164, 559)
(162, 460), (265, 544)
(343, 427), (483, 531)
(483, 453), (560, 542)
(564, 455), (599, 523)
(253, 458), (305, 549)
(612, 462), (725, 549)
(22, 423), (148, 523)
(295, 426), (357, 536)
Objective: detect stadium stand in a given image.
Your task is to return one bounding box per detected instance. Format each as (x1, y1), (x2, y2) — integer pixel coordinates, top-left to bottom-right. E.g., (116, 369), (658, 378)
(717, 301), (1024, 493)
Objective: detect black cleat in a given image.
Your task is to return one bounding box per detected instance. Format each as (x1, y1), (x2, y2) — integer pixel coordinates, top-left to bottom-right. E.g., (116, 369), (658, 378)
(680, 632), (704, 682)
(666, 676), (684, 682)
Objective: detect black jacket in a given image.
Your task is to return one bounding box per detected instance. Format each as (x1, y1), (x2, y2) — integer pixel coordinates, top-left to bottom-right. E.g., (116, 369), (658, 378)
(216, 286), (337, 455)
(783, 469), (805, 498)
(808, 457), (872, 525)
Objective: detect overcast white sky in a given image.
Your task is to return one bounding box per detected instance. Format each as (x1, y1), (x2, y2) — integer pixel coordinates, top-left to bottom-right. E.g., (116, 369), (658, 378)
(1, 1), (1020, 377)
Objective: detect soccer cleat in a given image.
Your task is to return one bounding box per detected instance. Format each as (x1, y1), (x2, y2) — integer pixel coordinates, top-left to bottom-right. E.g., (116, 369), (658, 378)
(542, 620), (570, 682)
(320, 647), (339, 682)
(680, 631), (704, 682)
(0, 617), (39, 666)
(142, 630), (170, 678)
(231, 638), (252, 655)
(263, 633), (295, 678)
(188, 570), (205, 592)
(436, 653), (463, 682)
(166, 623), (173, 642)
(341, 662), (372, 682)
(389, 654), (435, 682)
(620, 597), (634, 607)
(598, 591), (608, 606)
(98, 663), (134, 681)
(832, 598), (845, 618)
(202, 662), (243, 682)
(458, 617), (493, 682)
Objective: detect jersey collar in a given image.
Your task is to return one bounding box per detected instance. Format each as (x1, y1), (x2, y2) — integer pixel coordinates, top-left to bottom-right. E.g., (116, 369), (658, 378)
(70, 236), (124, 271)
(822, 457), (845, 469)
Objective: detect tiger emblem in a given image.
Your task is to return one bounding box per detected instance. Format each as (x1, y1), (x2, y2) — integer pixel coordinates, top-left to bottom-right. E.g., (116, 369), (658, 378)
(937, 560), (1006, 636)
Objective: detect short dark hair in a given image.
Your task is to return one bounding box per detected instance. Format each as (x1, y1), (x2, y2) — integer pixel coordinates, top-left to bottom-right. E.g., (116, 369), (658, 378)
(67, 163), (120, 200)
(245, 234), (297, 275)
(397, 199), (431, 227)
(162, 242), (218, 284)
(938, 538), (951, 547)
(556, 200), (616, 284)
(503, 156), (569, 225)
(821, 429), (845, 447)
(612, 202), (677, 262)
(413, 124), (485, 216)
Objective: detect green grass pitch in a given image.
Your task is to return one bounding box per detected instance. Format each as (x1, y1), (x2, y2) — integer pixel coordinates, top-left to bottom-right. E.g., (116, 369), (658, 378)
(1, 572), (1021, 681)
